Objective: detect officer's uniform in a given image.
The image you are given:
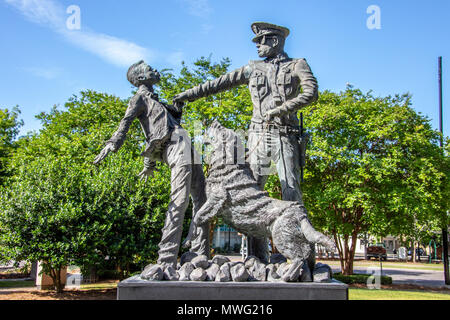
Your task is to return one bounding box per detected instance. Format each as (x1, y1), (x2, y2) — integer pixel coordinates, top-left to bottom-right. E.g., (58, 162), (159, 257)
(180, 22), (318, 261)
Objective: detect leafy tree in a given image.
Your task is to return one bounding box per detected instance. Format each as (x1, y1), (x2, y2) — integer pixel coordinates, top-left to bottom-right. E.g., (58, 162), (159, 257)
(302, 87), (449, 274)
(0, 91), (175, 290)
(0, 106), (23, 185)
(158, 56), (253, 133)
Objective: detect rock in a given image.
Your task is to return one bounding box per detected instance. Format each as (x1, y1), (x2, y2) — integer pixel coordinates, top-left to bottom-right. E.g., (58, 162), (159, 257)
(249, 261), (267, 281)
(163, 265), (179, 281)
(281, 262), (301, 282)
(215, 263), (232, 282)
(141, 264), (163, 281)
(211, 255), (231, 266)
(269, 253), (287, 264)
(205, 263), (220, 281)
(230, 263), (249, 282)
(244, 255), (260, 270)
(191, 255), (209, 269)
(178, 262), (195, 281)
(190, 268), (207, 281)
(180, 252), (198, 266)
(276, 262), (288, 278)
(313, 263), (333, 283)
(299, 263), (313, 282)
(266, 264), (281, 282)
(227, 261), (240, 268)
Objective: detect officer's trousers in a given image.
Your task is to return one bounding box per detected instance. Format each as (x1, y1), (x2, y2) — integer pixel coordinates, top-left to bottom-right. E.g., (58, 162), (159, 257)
(246, 124), (303, 261)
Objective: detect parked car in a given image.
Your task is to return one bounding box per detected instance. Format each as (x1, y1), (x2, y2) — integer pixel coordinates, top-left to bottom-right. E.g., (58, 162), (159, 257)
(407, 248), (425, 256)
(367, 243), (387, 261)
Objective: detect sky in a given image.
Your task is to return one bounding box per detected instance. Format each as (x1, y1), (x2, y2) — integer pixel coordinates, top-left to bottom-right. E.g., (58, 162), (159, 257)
(0, 0), (449, 137)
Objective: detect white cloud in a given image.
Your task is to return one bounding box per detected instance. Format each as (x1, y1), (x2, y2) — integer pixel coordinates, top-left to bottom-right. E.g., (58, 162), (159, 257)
(181, 0), (212, 18)
(4, 0), (152, 67)
(63, 30), (152, 67)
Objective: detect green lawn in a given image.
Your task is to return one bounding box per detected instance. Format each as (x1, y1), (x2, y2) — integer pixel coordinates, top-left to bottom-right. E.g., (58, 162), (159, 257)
(0, 280), (35, 288)
(349, 288), (450, 300)
(80, 281), (118, 290)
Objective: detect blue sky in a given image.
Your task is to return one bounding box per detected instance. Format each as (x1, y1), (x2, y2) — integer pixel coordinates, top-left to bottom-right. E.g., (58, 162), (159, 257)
(1, 0), (449, 137)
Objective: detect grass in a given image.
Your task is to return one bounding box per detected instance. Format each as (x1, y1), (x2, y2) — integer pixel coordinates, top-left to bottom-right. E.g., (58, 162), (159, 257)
(333, 273), (392, 285)
(349, 288), (450, 300)
(0, 280), (35, 288)
(80, 281), (118, 291)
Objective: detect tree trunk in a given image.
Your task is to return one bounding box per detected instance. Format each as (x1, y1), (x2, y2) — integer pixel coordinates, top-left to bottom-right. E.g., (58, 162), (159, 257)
(55, 267), (64, 293)
(338, 231), (358, 275)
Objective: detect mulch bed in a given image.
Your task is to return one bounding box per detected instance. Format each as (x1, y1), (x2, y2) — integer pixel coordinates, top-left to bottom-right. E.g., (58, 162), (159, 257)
(0, 288), (117, 300)
(0, 273), (30, 280)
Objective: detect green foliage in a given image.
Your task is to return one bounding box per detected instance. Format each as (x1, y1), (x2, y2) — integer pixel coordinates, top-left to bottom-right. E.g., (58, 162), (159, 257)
(302, 87), (449, 274)
(157, 56), (253, 134)
(0, 106), (23, 185)
(0, 91), (172, 282)
(0, 57), (251, 285)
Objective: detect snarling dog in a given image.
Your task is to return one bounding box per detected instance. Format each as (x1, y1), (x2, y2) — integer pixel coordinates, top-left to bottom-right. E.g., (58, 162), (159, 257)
(184, 121), (335, 281)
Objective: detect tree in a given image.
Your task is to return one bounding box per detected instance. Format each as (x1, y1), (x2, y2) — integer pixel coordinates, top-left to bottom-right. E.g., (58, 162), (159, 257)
(302, 87), (448, 275)
(0, 106), (23, 185)
(0, 91), (175, 290)
(158, 56), (253, 133)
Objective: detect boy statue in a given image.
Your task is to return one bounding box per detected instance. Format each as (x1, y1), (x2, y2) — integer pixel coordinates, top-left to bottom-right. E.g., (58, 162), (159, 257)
(93, 61), (209, 279)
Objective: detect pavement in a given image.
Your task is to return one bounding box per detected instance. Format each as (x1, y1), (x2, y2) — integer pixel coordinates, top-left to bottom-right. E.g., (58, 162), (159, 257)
(223, 255), (450, 289)
(330, 266), (450, 289)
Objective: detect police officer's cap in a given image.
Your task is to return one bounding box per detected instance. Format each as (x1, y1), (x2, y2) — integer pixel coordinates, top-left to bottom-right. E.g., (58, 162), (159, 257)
(251, 22), (290, 43)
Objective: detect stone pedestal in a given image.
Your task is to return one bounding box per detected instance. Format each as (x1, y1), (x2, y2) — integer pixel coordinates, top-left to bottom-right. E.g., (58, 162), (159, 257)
(117, 277), (348, 300)
(35, 262), (67, 290)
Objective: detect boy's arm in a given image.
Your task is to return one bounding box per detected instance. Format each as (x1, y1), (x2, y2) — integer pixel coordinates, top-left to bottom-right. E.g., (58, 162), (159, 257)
(93, 95), (142, 165)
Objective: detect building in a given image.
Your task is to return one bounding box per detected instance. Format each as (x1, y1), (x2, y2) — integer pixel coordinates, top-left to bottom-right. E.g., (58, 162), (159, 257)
(212, 225), (241, 253)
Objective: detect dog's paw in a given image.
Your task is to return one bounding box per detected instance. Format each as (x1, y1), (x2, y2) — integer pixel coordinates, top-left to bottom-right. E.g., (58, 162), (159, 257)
(182, 238), (192, 249)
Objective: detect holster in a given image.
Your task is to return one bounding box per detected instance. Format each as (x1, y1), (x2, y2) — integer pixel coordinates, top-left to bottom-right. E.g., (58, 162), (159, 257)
(298, 131), (310, 168)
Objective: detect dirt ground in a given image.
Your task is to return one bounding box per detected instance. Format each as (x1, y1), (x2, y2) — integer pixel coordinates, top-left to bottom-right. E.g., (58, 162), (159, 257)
(0, 288), (117, 300)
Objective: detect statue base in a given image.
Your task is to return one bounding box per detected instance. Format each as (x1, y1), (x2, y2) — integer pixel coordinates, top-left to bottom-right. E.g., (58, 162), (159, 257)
(117, 277), (348, 300)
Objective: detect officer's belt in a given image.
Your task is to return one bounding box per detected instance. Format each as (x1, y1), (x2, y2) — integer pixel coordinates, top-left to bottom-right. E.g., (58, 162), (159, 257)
(250, 120), (300, 135)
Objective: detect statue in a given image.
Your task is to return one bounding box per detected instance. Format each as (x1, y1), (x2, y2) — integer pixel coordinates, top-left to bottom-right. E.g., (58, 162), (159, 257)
(183, 121), (335, 282)
(93, 61), (209, 279)
(174, 22), (319, 262)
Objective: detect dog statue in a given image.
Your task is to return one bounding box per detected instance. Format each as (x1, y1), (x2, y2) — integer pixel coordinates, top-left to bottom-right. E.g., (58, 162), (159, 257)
(184, 121), (336, 281)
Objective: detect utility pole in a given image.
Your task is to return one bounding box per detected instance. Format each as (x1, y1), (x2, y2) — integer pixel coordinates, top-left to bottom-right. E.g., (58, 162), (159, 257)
(438, 56), (450, 285)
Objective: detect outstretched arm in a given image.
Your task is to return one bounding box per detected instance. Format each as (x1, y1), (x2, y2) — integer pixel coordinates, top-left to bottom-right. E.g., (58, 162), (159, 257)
(93, 95), (142, 165)
(174, 65), (251, 103)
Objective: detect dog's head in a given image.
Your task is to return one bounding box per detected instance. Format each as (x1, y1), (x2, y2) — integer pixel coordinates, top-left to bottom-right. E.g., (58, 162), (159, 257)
(204, 120), (246, 166)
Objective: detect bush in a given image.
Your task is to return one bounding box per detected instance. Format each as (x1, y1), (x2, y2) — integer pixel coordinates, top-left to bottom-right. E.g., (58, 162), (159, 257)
(333, 272), (392, 285)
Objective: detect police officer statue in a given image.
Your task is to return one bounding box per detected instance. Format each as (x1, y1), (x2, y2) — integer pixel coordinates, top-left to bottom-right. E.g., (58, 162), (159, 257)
(174, 22), (318, 262)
